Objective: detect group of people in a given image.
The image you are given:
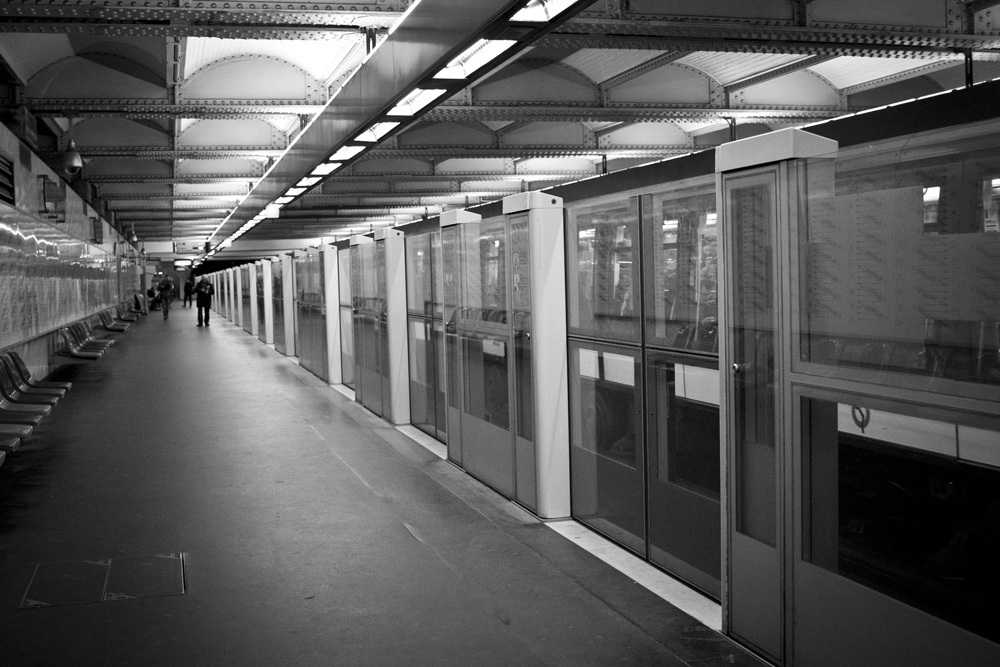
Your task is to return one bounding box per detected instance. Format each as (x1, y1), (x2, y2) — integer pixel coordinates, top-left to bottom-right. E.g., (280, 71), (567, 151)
(154, 272), (215, 326)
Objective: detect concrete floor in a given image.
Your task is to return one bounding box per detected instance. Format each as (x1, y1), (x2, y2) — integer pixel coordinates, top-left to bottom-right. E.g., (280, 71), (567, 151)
(0, 306), (766, 667)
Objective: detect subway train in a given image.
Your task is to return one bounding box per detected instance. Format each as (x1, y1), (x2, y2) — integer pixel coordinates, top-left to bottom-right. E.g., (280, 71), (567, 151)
(3, 81), (999, 667)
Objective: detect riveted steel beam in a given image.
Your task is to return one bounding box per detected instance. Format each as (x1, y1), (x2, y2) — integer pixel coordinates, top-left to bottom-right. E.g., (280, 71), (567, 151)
(0, 4), (400, 38)
(365, 146), (692, 159)
(422, 104), (844, 123)
(63, 147), (282, 159)
(544, 19), (1000, 55)
(317, 172), (595, 183)
(17, 102), (325, 118)
(86, 175), (258, 184)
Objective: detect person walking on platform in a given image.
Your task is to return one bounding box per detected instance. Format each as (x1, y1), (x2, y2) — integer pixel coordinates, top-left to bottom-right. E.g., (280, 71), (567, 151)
(183, 274), (195, 308)
(156, 274), (176, 320)
(195, 276), (215, 327)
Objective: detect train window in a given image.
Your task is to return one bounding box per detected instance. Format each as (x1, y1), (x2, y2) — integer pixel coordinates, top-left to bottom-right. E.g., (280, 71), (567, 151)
(643, 181), (718, 353)
(803, 396), (1000, 644)
(565, 197), (641, 343)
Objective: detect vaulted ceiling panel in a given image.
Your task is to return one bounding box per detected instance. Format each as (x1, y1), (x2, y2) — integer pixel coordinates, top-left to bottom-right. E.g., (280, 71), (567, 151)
(179, 119), (283, 148)
(398, 121), (494, 147)
(29, 55), (167, 99)
(559, 48), (666, 84)
(176, 159), (265, 176)
(477, 61), (597, 103)
(353, 158), (435, 175)
(601, 122), (690, 147)
(76, 118), (170, 147)
(179, 57), (323, 103)
(734, 71), (840, 107)
(678, 52), (809, 87)
(183, 37), (362, 84)
(504, 122), (592, 146)
(608, 64), (711, 104)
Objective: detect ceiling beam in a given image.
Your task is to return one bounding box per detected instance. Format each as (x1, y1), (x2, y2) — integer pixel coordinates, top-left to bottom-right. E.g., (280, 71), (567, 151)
(423, 104), (844, 124)
(13, 102), (325, 118)
(544, 19), (1000, 56)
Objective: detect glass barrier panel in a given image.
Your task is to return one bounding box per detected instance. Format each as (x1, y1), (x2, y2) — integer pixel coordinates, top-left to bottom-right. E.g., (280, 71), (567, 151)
(406, 233), (434, 315)
(338, 247), (351, 306)
(568, 340), (644, 553)
(409, 317), (435, 436)
(803, 397), (1000, 645)
(340, 305), (354, 387)
(643, 178), (718, 353)
(566, 197), (641, 342)
(797, 130), (1000, 399)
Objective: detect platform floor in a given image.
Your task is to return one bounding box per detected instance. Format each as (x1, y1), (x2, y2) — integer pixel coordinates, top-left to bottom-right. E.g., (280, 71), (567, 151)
(0, 305), (765, 667)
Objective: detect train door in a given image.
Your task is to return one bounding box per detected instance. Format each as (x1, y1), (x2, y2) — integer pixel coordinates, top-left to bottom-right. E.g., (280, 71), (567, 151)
(350, 230), (408, 423)
(338, 246), (354, 389)
(255, 261), (266, 342)
(351, 235), (383, 417)
(272, 258), (287, 354)
(442, 194), (569, 517)
(566, 177), (723, 598)
(406, 231), (446, 442)
(294, 248), (328, 381)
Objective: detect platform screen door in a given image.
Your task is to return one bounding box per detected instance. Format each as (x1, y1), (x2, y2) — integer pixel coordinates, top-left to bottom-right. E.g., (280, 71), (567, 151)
(723, 167), (783, 663)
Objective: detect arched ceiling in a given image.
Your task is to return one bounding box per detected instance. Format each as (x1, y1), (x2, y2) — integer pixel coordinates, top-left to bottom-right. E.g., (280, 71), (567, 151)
(2, 0), (1000, 264)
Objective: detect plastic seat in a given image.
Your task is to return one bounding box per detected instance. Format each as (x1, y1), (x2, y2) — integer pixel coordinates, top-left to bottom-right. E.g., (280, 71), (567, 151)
(0, 361), (59, 406)
(0, 396), (49, 426)
(5, 351), (71, 392)
(0, 422), (33, 446)
(58, 329), (103, 360)
(0, 356), (65, 398)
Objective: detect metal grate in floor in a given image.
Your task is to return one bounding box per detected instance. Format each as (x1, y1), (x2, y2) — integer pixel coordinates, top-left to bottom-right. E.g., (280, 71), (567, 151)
(20, 553), (186, 608)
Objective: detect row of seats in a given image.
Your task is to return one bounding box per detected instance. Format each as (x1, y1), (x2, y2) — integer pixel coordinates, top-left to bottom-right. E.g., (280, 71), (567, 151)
(0, 351), (73, 466)
(0, 300), (141, 469)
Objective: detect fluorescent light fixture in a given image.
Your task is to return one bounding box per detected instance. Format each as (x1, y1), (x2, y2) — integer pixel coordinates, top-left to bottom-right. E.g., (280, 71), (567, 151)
(388, 88), (449, 116)
(329, 145), (365, 161)
(297, 176), (322, 187)
(274, 196), (294, 205)
(311, 163), (341, 176)
(264, 204), (282, 218)
(356, 122), (400, 143)
(220, 239), (233, 248)
(285, 187), (307, 197)
(434, 39), (517, 80)
(511, 0), (578, 22)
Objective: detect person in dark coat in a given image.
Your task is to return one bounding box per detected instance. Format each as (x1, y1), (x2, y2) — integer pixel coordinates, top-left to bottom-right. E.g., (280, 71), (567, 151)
(183, 274), (195, 308)
(194, 276), (215, 327)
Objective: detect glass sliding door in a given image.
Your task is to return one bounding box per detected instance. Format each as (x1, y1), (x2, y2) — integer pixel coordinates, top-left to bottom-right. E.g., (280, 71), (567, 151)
(723, 167), (782, 662)
(338, 247), (354, 388)
(406, 232), (446, 441)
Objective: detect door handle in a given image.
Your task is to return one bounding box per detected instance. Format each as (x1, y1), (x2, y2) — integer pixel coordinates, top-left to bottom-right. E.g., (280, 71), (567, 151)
(732, 363), (746, 375)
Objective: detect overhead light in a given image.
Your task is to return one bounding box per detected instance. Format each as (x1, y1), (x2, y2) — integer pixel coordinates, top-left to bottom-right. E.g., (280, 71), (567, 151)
(511, 0), (579, 22)
(388, 88), (449, 117)
(434, 39), (517, 80)
(285, 187), (307, 197)
(311, 163), (341, 177)
(329, 145), (366, 161)
(274, 196), (294, 205)
(220, 239), (232, 248)
(297, 176), (322, 187)
(264, 204), (282, 218)
(356, 122), (400, 143)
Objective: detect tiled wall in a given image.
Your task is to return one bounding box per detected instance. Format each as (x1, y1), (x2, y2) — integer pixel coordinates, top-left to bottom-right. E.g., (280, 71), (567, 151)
(0, 121), (126, 351)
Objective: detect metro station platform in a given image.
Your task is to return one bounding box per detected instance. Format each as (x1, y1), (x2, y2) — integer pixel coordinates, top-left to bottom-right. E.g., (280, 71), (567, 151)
(0, 306), (763, 667)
